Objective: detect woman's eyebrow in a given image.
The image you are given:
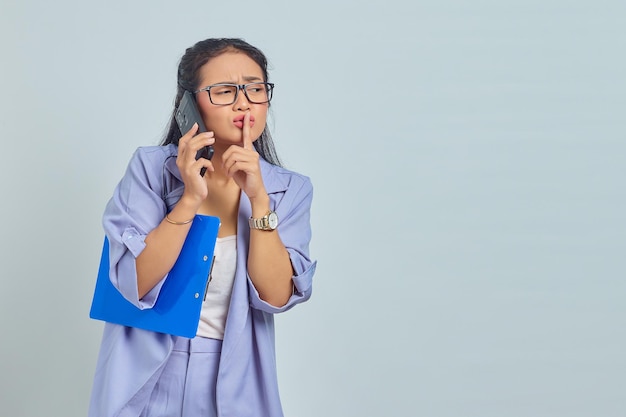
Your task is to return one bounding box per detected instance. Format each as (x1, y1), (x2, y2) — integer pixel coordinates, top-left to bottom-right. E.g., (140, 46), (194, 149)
(242, 76), (263, 82)
(211, 76), (263, 85)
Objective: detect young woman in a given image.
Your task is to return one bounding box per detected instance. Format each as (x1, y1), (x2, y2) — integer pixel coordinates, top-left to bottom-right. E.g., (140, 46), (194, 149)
(89, 38), (316, 417)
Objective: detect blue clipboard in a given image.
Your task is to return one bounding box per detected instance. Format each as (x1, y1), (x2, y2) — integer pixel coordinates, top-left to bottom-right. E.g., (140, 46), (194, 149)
(89, 215), (220, 338)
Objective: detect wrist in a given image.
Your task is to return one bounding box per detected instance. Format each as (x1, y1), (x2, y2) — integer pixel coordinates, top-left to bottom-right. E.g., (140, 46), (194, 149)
(179, 191), (204, 208)
(249, 193), (270, 217)
(169, 195), (200, 221)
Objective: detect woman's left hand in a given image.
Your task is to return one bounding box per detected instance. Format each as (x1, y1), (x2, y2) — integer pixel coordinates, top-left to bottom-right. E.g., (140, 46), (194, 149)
(222, 111), (267, 201)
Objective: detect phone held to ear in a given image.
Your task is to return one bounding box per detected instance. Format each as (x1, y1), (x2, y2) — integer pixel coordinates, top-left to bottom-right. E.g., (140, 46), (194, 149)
(175, 90), (214, 176)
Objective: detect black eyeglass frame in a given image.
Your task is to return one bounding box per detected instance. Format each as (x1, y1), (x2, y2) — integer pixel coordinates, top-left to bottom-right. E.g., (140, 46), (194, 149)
(194, 82), (275, 105)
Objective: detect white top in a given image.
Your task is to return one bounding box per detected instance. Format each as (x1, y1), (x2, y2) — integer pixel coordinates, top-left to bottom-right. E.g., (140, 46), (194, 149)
(196, 235), (237, 340)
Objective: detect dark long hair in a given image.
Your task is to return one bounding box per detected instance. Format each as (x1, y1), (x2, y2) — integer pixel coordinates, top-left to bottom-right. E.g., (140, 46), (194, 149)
(161, 38), (282, 166)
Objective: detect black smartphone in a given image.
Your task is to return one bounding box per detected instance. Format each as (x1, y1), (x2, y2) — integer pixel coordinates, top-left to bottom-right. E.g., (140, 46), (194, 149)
(175, 90), (214, 176)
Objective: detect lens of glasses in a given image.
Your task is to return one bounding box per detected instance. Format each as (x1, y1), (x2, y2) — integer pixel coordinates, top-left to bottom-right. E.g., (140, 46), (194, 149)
(244, 83), (272, 103)
(209, 83), (272, 105)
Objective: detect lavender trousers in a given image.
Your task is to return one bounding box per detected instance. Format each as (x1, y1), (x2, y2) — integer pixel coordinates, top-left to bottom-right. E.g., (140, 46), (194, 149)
(139, 336), (222, 417)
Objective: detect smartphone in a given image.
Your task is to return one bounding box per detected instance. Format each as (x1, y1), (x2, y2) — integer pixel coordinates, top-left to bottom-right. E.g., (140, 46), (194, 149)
(175, 90), (214, 176)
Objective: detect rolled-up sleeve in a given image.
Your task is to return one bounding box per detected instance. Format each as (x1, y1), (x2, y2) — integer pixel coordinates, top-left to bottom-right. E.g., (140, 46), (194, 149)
(102, 147), (172, 309)
(248, 175), (317, 313)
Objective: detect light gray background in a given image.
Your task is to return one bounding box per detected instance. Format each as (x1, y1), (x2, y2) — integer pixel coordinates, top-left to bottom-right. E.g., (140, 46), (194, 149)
(1, 0), (624, 416)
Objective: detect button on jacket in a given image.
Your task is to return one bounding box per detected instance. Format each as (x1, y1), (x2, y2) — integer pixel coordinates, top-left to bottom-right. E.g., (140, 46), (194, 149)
(89, 144), (316, 417)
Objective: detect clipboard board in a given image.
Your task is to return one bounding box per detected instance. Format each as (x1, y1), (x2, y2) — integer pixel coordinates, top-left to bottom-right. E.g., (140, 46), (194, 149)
(89, 214), (220, 338)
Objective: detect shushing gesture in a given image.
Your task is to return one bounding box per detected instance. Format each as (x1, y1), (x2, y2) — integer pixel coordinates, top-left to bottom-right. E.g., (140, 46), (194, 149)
(222, 111), (267, 201)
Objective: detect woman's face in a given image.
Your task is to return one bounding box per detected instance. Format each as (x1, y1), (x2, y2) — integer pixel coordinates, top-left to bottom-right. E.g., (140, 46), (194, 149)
(195, 51), (268, 150)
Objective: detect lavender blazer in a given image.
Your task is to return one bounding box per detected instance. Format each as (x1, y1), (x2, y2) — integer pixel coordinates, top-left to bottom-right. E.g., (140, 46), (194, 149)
(88, 144), (316, 417)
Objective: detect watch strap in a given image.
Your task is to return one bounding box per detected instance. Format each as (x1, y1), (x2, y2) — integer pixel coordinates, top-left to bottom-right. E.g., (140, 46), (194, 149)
(248, 210), (277, 231)
(248, 215), (269, 230)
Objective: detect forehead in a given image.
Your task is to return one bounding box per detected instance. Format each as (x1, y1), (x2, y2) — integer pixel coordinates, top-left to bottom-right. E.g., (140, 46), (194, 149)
(198, 51), (264, 85)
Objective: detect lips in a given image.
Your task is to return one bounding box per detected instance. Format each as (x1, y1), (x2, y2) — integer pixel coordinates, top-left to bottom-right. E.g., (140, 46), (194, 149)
(233, 114), (255, 129)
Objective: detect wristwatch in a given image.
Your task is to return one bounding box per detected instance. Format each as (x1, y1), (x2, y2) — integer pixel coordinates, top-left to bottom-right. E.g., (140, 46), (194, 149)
(248, 210), (279, 231)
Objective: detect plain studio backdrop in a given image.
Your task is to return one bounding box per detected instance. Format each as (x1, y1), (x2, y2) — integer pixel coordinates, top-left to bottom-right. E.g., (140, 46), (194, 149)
(1, 0), (624, 416)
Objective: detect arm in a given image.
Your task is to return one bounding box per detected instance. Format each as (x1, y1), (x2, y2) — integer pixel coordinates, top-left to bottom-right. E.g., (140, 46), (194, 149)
(135, 196), (200, 298)
(104, 126), (214, 306)
(247, 176), (316, 313)
(246, 193), (296, 307)
(134, 125), (215, 299)
(222, 112), (314, 308)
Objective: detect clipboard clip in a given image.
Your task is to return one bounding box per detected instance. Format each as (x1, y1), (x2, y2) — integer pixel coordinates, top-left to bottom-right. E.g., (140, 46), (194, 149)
(203, 255), (216, 301)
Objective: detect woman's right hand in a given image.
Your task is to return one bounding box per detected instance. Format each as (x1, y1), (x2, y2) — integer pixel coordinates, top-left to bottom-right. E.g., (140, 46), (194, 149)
(176, 123), (215, 204)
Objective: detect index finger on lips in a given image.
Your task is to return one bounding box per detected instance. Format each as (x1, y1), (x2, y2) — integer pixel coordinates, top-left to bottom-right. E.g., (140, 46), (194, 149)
(242, 111), (253, 150)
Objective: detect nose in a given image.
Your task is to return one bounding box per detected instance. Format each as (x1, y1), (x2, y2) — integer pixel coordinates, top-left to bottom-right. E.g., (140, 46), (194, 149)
(233, 85), (251, 111)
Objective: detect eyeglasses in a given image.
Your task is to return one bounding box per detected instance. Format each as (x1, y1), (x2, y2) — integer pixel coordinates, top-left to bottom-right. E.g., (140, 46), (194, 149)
(194, 82), (274, 105)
